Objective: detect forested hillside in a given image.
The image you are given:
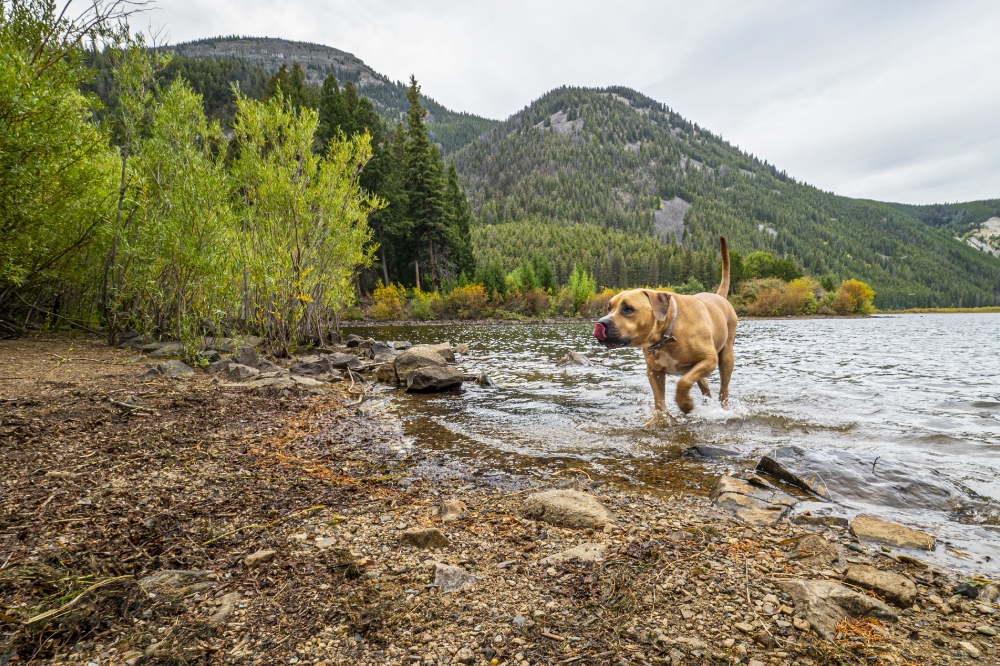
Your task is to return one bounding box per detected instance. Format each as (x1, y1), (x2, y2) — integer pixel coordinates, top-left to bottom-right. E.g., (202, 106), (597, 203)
(161, 37), (496, 152)
(454, 86), (1000, 308)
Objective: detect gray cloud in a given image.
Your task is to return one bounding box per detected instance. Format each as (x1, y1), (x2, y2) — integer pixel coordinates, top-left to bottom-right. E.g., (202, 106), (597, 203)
(152, 0), (1000, 204)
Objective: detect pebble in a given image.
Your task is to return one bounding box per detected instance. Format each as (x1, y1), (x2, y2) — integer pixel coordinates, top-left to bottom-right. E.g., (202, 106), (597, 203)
(244, 549), (276, 566)
(735, 621), (754, 633)
(958, 640), (982, 658)
(976, 625), (997, 636)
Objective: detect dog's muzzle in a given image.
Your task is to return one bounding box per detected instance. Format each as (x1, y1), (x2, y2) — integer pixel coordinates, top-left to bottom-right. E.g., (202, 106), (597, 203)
(593, 318), (626, 349)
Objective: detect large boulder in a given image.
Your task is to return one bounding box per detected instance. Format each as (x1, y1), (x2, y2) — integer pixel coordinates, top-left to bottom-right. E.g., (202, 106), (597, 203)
(370, 342), (399, 363)
(421, 342), (455, 362)
(522, 490), (615, 529)
(345, 334), (364, 348)
(849, 514), (934, 550)
(394, 346), (447, 377)
(406, 366), (464, 392)
(844, 565), (917, 607)
(777, 579), (898, 641)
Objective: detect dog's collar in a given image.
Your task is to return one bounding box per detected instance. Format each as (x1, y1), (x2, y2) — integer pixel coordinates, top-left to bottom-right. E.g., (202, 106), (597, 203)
(646, 298), (678, 352)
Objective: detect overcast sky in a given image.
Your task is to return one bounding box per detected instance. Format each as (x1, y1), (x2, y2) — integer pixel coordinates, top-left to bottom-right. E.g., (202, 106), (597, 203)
(151, 0), (1000, 205)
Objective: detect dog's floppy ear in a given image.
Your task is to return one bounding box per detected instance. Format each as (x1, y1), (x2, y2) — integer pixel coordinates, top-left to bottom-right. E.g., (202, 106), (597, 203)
(645, 290), (672, 322)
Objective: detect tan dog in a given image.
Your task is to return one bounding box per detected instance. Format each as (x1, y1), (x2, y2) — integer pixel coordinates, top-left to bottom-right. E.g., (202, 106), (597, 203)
(592, 236), (738, 420)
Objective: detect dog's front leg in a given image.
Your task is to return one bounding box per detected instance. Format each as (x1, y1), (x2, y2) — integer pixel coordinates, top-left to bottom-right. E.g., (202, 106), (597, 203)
(644, 364), (670, 426)
(676, 357), (718, 414)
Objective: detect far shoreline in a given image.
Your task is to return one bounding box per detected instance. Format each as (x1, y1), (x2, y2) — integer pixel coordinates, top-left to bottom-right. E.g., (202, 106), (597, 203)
(340, 308), (999, 328)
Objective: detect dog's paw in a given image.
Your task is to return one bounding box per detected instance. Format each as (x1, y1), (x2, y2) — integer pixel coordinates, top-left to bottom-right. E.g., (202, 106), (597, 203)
(644, 411), (673, 428)
(676, 398), (694, 414)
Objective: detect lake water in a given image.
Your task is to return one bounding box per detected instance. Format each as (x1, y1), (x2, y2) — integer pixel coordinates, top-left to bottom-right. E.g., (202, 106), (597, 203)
(344, 314), (1000, 571)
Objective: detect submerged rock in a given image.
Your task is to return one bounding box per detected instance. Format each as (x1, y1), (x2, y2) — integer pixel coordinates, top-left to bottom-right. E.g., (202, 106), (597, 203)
(522, 490), (615, 529)
(777, 579), (898, 641)
(844, 565), (917, 607)
(405, 366), (464, 392)
(555, 351), (592, 367)
(757, 451), (832, 500)
(850, 514), (935, 550)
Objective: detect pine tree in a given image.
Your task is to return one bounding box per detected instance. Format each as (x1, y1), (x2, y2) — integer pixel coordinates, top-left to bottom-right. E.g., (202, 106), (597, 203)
(402, 76), (447, 291)
(444, 159), (475, 279)
(317, 72), (350, 146)
(263, 61), (316, 110)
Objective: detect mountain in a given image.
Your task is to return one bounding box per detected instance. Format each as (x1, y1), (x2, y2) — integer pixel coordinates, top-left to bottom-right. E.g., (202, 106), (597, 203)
(889, 199), (1000, 258)
(164, 37), (497, 152)
(453, 86), (1000, 308)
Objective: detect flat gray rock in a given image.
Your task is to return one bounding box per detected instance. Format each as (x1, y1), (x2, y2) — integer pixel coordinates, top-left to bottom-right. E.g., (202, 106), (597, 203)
(711, 475), (797, 525)
(777, 579), (898, 641)
(400, 527), (451, 549)
(522, 490), (615, 529)
(244, 549), (276, 566)
(146, 360), (195, 378)
(538, 542), (607, 566)
(844, 565), (917, 607)
(850, 514), (934, 550)
(434, 563), (477, 594)
(224, 363), (259, 382)
(786, 534), (842, 567)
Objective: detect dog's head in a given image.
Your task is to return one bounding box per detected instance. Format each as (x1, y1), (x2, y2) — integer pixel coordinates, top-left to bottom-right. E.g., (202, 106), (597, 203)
(592, 289), (672, 349)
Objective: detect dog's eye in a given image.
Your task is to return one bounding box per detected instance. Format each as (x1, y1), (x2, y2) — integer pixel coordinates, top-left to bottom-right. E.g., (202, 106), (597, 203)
(621, 304), (634, 315)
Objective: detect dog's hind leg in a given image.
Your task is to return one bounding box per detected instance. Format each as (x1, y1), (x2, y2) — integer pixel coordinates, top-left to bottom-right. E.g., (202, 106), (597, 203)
(697, 378), (712, 398)
(676, 357), (718, 414)
(718, 342), (734, 408)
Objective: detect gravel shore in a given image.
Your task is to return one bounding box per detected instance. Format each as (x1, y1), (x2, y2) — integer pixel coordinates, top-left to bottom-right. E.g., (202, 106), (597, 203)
(1, 336), (996, 665)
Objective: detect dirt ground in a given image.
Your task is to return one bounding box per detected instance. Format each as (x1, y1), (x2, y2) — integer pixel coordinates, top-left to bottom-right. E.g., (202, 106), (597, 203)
(1, 335), (996, 666)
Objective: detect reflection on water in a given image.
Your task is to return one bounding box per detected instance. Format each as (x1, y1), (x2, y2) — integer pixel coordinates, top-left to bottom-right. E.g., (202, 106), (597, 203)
(344, 314), (1000, 569)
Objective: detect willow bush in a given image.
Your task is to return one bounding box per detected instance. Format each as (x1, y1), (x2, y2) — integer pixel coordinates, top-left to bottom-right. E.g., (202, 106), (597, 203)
(230, 92), (380, 352)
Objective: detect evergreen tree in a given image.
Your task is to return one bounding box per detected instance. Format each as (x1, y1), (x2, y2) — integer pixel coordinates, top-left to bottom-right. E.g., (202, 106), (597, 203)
(263, 61), (317, 110)
(317, 72), (350, 145)
(402, 76), (448, 291)
(444, 159), (476, 279)
(531, 253), (555, 291)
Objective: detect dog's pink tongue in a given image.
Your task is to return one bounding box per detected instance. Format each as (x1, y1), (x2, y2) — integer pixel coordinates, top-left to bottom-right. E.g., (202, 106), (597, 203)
(592, 322), (607, 340)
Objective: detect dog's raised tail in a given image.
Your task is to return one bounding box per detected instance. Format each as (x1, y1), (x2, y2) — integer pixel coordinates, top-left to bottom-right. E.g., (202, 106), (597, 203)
(716, 235), (730, 296)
